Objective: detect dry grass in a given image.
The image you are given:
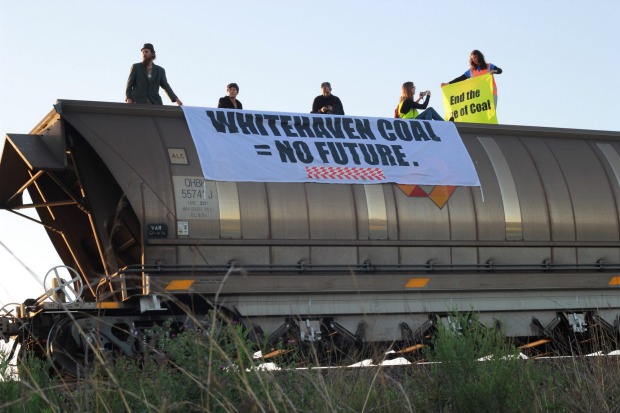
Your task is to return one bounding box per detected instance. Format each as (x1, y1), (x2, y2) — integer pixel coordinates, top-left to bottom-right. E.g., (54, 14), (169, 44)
(2, 311), (620, 412)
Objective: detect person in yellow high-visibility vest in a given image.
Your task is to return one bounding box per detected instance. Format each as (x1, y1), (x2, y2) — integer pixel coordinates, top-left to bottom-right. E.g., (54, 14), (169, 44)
(442, 49), (502, 107)
(396, 82), (444, 121)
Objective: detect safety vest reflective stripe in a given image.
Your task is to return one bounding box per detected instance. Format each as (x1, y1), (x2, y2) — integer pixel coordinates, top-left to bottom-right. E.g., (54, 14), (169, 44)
(397, 100), (419, 119)
(470, 64), (497, 95)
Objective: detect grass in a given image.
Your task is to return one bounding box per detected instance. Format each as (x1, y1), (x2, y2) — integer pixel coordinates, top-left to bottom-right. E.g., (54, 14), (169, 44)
(1, 311), (620, 412)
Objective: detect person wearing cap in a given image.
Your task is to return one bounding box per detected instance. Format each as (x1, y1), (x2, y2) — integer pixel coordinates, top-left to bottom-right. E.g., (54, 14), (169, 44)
(217, 83), (243, 109)
(125, 43), (183, 106)
(311, 82), (344, 115)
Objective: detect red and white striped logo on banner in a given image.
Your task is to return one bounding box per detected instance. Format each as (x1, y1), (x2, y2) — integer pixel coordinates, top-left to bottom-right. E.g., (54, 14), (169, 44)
(306, 166), (386, 181)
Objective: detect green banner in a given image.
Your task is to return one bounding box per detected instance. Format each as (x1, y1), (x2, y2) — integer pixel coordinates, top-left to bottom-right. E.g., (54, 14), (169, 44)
(441, 73), (498, 124)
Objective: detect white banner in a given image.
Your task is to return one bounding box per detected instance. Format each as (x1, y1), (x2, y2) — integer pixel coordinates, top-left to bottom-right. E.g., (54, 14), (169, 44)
(182, 107), (480, 186)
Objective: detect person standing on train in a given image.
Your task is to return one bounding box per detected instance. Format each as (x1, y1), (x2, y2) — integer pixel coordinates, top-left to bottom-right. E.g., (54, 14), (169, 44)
(218, 83), (243, 109)
(442, 49), (502, 106)
(397, 82), (444, 120)
(125, 43), (183, 106)
(311, 82), (344, 115)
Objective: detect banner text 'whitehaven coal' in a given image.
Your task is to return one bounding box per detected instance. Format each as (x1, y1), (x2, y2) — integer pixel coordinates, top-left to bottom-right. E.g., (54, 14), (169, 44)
(182, 107), (480, 186)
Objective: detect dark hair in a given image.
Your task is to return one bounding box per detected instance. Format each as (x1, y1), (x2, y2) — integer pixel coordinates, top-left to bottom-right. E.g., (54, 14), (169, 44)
(320, 82), (331, 89)
(400, 81), (414, 102)
(227, 83), (239, 91)
(470, 50), (487, 69)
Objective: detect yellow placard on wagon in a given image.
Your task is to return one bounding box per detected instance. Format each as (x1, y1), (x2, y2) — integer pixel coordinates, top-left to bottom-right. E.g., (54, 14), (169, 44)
(441, 73), (498, 124)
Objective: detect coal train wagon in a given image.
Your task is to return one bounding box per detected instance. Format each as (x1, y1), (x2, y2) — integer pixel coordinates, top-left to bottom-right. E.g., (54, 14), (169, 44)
(1, 100), (620, 373)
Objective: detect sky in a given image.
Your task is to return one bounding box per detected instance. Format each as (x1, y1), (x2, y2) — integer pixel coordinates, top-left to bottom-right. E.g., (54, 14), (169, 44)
(0, 0), (619, 306)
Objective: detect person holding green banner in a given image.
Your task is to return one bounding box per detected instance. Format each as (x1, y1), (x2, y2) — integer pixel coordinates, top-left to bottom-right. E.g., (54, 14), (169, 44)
(396, 81), (444, 121)
(442, 50), (502, 107)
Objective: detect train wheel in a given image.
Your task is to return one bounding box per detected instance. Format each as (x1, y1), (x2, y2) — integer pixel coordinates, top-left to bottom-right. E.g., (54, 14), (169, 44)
(46, 316), (94, 378)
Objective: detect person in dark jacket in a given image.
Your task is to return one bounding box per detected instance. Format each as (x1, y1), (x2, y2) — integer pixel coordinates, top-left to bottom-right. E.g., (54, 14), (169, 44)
(217, 83), (242, 109)
(125, 43), (182, 105)
(311, 82), (344, 115)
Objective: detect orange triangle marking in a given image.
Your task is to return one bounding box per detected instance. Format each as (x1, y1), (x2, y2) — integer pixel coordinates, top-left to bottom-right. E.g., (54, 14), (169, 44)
(428, 186), (457, 208)
(397, 184), (428, 197)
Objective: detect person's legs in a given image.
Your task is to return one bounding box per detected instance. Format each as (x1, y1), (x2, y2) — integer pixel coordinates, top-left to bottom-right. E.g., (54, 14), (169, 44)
(416, 107), (444, 121)
(415, 110), (432, 120)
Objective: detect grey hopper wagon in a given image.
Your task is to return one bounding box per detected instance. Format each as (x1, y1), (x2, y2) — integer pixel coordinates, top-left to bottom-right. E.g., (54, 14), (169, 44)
(2, 100), (620, 372)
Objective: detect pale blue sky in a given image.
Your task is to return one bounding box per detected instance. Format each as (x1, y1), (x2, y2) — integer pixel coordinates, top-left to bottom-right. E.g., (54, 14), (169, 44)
(1, 1), (619, 304)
